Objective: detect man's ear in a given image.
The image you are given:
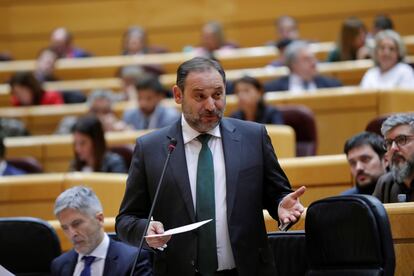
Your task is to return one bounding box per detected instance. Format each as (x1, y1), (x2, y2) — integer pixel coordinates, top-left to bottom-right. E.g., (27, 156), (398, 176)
(172, 85), (183, 104)
(95, 212), (104, 226)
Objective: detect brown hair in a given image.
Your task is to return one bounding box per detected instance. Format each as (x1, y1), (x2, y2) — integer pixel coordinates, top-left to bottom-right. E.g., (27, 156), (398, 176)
(338, 17), (366, 60)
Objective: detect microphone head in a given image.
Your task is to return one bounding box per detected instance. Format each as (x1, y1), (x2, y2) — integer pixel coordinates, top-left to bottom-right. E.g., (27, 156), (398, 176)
(168, 137), (177, 152)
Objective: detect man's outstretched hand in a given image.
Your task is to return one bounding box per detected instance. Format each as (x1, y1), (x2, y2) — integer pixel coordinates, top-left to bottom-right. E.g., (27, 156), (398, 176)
(278, 186), (306, 226)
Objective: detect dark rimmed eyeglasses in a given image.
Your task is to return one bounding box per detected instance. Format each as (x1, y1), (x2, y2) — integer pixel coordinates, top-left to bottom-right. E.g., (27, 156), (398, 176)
(384, 135), (414, 150)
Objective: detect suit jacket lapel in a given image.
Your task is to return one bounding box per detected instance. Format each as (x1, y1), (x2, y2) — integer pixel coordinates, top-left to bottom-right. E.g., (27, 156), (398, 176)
(166, 120), (196, 222)
(103, 240), (118, 276)
(61, 250), (77, 276)
(220, 119), (241, 219)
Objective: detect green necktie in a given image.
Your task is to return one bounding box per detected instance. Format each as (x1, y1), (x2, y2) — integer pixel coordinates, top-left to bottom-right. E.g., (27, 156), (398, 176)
(196, 134), (218, 274)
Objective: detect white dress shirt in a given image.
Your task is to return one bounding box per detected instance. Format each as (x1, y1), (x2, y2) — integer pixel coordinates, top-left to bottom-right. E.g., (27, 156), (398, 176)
(288, 74), (317, 94)
(360, 62), (414, 89)
(73, 233), (109, 276)
(181, 115), (236, 270)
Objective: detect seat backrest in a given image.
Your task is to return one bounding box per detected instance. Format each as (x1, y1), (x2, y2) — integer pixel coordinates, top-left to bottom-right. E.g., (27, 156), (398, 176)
(0, 217), (61, 275)
(268, 230), (307, 276)
(109, 144), (134, 169)
(278, 104), (317, 156)
(365, 115), (390, 136)
(7, 157), (43, 173)
(305, 195), (395, 276)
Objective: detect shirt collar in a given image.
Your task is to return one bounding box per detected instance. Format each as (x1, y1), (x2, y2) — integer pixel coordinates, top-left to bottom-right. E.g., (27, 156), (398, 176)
(77, 233), (109, 262)
(181, 114), (221, 144)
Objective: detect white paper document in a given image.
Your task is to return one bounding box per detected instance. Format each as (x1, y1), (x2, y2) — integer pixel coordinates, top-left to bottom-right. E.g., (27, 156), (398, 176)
(0, 265), (15, 276)
(145, 219), (212, 238)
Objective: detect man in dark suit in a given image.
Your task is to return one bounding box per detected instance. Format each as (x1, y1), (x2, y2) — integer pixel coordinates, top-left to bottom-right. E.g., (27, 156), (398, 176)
(116, 57), (305, 276)
(264, 41), (342, 93)
(51, 186), (152, 276)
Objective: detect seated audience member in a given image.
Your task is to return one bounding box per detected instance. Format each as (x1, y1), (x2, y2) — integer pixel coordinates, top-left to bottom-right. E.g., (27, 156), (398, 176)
(274, 15), (300, 45)
(51, 186), (152, 276)
(123, 76), (180, 130)
(264, 41), (342, 93)
(327, 17), (370, 62)
(49, 27), (91, 58)
(122, 26), (166, 55)
(230, 76), (283, 124)
(70, 115), (128, 173)
(9, 71), (64, 106)
(116, 66), (145, 102)
(56, 89), (130, 134)
(372, 15), (394, 36)
(34, 48), (59, 83)
(0, 136), (26, 176)
(342, 131), (388, 195)
(267, 38), (293, 68)
(0, 118), (29, 137)
(121, 26), (166, 75)
(374, 113), (414, 203)
(190, 21), (238, 58)
(360, 30), (414, 89)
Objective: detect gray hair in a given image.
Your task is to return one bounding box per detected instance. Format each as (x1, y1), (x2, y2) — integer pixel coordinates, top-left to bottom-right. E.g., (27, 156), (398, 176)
(87, 89), (114, 108)
(54, 186), (103, 217)
(373, 30), (406, 65)
(284, 40), (309, 69)
(381, 113), (414, 136)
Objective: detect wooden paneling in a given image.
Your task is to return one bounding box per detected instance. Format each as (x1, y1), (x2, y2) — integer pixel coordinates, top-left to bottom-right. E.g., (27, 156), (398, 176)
(1, 0), (414, 58)
(4, 125), (295, 172)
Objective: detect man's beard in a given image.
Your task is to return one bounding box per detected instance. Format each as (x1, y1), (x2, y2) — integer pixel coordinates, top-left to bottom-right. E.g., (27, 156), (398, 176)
(390, 153), (414, 183)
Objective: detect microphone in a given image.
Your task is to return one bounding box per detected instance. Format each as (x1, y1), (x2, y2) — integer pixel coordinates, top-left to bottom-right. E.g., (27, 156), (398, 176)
(129, 136), (177, 276)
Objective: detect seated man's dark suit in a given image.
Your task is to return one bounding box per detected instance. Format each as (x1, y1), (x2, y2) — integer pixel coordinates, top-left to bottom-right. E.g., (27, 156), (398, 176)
(50, 238), (152, 276)
(116, 118), (293, 276)
(264, 75), (342, 92)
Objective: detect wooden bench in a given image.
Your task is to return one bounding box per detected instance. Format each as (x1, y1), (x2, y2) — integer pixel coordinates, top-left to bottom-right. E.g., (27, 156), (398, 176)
(4, 124), (295, 172)
(3, 0), (414, 59)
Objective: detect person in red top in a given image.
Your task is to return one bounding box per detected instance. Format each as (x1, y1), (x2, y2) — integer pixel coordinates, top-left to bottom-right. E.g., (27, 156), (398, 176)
(9, 71), (64, 106)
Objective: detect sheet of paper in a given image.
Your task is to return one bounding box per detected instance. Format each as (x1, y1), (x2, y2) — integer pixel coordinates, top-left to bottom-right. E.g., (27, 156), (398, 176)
(145, 219), (212, 238)
(0, 265), (15, 276)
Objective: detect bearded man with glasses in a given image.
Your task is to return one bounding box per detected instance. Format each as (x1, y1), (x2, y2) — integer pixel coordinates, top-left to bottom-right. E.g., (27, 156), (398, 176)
(373, 113), (414, 203)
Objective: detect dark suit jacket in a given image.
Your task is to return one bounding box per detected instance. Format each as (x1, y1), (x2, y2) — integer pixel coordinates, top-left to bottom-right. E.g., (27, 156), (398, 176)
(116, 118), (292, 276)
(2, 163), (26, 176)
(50, 238), (152, 276)
(263, 75), (342, 92)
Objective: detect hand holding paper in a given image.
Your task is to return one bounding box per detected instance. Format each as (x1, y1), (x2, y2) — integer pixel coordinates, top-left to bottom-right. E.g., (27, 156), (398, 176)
(146, 219), (212, 238)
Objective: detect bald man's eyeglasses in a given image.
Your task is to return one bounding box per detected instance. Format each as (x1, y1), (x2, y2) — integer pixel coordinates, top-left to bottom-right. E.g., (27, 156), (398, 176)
(384, 135), (414, 150)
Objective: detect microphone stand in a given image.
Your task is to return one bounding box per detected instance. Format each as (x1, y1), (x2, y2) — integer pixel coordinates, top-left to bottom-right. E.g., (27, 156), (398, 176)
(129, 137), (177, 276)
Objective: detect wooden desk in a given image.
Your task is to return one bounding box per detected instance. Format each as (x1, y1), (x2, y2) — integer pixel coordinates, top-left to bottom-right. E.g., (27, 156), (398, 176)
(5, 125), (295, 172)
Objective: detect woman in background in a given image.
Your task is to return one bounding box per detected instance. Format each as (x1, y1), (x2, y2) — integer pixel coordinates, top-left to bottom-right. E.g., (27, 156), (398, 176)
(361, 30), (414, 89)
(9, 71), (63, 106)
(230, 76), (283, 124)
(70, 115), (127, 173)
(327, 17), (370, 62)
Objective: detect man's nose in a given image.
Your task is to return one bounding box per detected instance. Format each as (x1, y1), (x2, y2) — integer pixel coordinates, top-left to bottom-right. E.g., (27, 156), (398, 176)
(204, 97), (215, 111)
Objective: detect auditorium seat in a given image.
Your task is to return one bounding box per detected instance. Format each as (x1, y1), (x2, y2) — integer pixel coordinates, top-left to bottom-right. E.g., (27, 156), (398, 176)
(0, 217), (61, 275)
(109, 144), (134, 169)
(305, 195), (395, 276)
(268, 230), (307, 276)
(7, 157), (43, 173)
(365, 114), (390, 136)
(279, 105), (317, 156)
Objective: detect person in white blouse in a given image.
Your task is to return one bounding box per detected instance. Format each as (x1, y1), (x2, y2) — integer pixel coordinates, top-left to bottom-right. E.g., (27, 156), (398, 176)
(361, 30), (414, 89)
